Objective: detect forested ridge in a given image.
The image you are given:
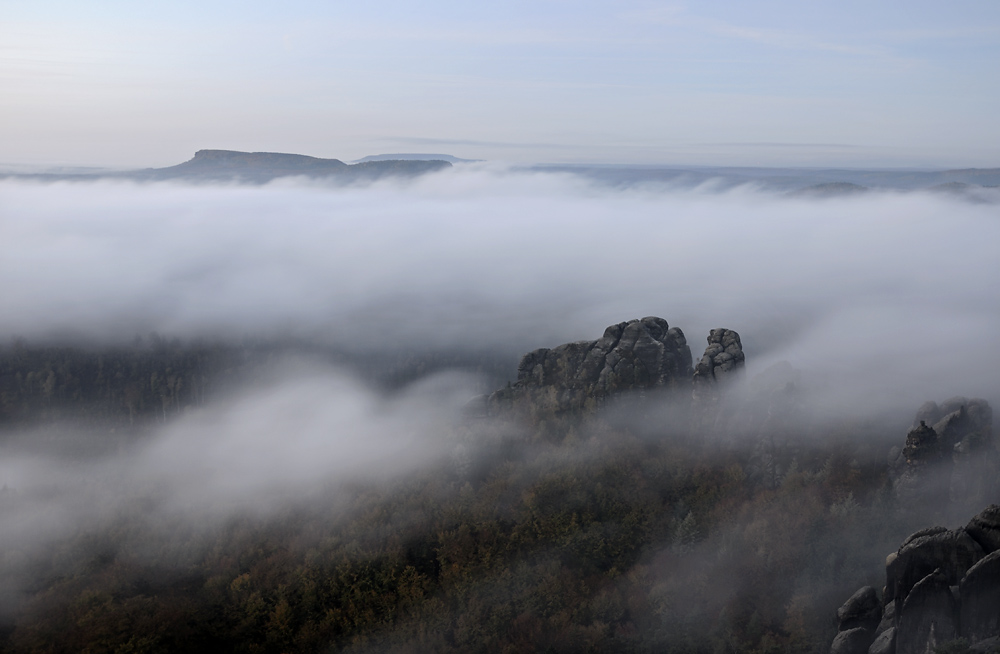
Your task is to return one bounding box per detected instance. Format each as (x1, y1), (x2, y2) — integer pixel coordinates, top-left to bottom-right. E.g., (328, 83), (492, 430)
(0, 339), (511, 430)
(0, 340), (948, 653)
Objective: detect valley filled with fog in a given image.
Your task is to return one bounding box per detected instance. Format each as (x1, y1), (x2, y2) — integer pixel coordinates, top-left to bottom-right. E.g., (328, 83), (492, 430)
(2, 168), (1000, 653)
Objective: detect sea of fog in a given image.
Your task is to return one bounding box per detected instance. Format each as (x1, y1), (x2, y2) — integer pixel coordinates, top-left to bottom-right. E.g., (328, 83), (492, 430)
(3, 166), (998, 401)
(1, 167), (999, 570)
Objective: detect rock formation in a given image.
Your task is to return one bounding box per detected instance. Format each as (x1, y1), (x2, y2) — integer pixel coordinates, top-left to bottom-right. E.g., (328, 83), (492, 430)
(959, 551), (1000, 643)
(891, 397), (995, 510)
(831, 505), (1000, 654)
(831, 627), (878, 654)
(688, 328), (747, 437)
(486, 317), (694, 418)
(692, 328), (746, 395)
(895, 569), (958, 654)
(837, 586), (882, 632)
(481, 317), (749, 429)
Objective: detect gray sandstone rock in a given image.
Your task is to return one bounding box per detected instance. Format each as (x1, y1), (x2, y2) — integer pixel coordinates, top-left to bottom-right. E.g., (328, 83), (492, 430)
(967, 505), (1000, 554)
(902, 421), (944, 468)
(896, 570), (958, 654)
(886, 529), (983, 607)
(691, 328), (745, 435)
(835, 507), (1000, 654)
(970, 636), (1000, 653)
(692, 328), (745, 392)
(875, 600), (896, 637)
(900, 527), (949, 550)
(895, 398), (995, 509)
(488, 317), (693, 417)
(838, 586), (883, 631)
(831, 627), (876, 654)
(867, 627), (895, 654)
(960, 550), (1000, 643)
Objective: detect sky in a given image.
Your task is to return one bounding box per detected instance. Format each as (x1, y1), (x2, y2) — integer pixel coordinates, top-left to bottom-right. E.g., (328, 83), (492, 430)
(2, 0), (999, 168)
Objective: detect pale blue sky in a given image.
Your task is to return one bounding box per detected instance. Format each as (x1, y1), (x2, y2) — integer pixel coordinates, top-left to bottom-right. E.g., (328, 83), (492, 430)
(2, 0), (999, 167)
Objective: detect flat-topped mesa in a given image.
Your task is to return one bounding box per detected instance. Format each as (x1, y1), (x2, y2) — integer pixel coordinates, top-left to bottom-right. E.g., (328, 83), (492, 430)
(487, 317), (693, 417)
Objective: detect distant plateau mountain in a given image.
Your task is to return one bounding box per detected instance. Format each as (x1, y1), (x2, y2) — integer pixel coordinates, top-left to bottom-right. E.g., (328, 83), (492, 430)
(1, 150), (454, 184)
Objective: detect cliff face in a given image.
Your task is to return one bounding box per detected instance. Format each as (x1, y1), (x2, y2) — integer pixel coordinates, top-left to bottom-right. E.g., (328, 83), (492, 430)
(890, 398), (996, 511)
(829, 399), (999, 654)
(486, 317), (694, 417)
(831, 506), (1000, 654)
(483, 317), (747, 423)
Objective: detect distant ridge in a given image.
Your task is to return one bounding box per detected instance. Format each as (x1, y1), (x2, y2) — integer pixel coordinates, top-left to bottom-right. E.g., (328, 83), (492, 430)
(151, 150), (348, 177)
(788, 182), (869, 198)
(136, 150), (452, 183)
(0, 150), (452, 184)
(529, 163), (1000, 192)
(353, 153), (480, 164)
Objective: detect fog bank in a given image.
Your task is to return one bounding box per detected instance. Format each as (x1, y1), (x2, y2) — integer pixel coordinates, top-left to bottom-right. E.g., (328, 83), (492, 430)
(2, 168), (999, 410)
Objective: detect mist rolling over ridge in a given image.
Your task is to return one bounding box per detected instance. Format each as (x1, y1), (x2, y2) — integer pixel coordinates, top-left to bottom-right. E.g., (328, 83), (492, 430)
(3, 168), (999, 409)
(6, 0), (1000, 648)
(3, 164), (1000, 651)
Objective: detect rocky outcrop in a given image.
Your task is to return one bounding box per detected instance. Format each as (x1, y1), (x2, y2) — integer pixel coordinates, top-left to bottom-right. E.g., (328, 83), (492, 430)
(831, 627), (876, 654)
(829, 588), (882, 654)
(831, 506), (1000, 654)
(875, 600), (896, 637)
(959, 550), (1000, 643)
(868, 627), (896, 654)
(895, 569), (958, 654)
(966, 505), (1000, 553)
(837, 586), (882, 632)
(690, 329), (746, 435)
(885, 528), (982, 607)
(481, 318), (752, 440)
(692, 328), (745, 400)
(891, 398), (995, 510)
(487, 317), (695, 417)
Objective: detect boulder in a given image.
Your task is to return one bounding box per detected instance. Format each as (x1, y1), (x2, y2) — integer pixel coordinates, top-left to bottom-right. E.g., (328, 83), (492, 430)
(875, 600), (896, 636)
(886, 529), (983, 606)
(896, 570), (958, 654)
(966, 505), (1000, 554)
(899, 527), (949, 550)
(831, 627), (876, 654)
(959, 550), (1000, 643)
(838, 586), (883, 631)
(867, 627), (895, 654)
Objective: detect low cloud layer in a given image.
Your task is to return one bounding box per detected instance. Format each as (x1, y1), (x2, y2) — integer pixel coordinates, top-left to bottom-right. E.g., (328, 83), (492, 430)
(1, 170), (999, 630)
(0, 366), (472, 548)
(2, 168), (998, 410)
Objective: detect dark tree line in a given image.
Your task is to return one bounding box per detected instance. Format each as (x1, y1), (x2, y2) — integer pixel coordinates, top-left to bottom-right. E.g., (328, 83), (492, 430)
(0, 337), (250, 430)
(0, 337), (514, 432)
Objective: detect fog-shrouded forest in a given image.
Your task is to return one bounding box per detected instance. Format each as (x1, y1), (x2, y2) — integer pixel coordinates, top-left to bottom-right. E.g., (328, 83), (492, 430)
(2, 166), (1000, 654)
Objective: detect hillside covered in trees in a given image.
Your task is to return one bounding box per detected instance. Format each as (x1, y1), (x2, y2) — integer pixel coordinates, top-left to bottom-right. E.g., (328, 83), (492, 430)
(1, 318), (983, 654)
